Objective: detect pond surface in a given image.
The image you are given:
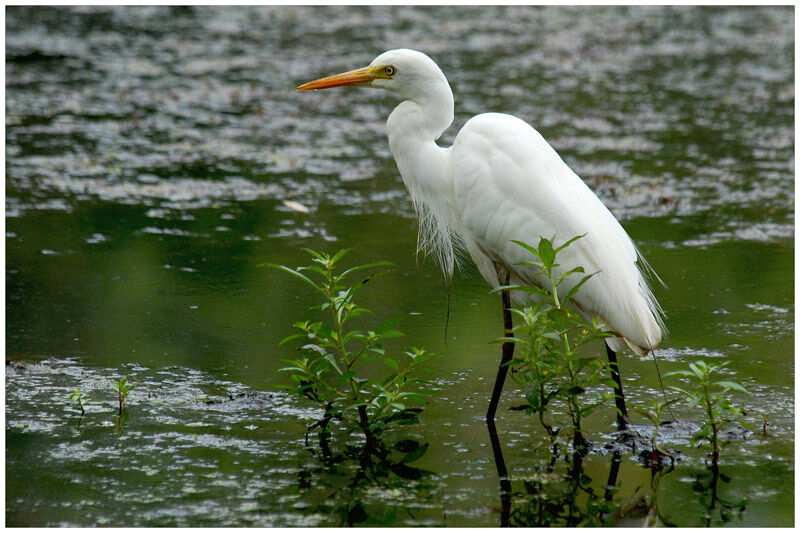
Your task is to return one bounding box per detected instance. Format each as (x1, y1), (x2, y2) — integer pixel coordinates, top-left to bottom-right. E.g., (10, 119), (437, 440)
(6, 5), (794, 527)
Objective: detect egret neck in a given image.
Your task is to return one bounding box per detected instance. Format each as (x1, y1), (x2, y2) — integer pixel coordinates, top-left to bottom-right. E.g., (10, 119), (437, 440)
(386, 83), (461, 278)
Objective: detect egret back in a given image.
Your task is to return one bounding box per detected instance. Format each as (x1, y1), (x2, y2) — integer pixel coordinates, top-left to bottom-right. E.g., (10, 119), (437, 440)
(449, 113), (664, 354)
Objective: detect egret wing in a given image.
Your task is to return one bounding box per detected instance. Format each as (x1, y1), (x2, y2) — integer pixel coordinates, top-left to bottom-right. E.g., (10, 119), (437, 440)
(449, 113), (663, 353)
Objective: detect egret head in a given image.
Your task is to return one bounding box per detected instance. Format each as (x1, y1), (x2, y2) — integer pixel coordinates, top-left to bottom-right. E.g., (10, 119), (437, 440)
(296, 48), (448, 101)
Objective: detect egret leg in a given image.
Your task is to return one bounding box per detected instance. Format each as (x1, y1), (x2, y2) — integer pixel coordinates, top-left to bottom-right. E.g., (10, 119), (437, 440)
(486, 418), (511, 526)
(604, 450), (622, 501)
(486, 287), (514, 421)
(606, 343), (628, 429)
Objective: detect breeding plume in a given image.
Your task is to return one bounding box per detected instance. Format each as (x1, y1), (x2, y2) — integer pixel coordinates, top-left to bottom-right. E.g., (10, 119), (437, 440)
(297, 49), (665, 423)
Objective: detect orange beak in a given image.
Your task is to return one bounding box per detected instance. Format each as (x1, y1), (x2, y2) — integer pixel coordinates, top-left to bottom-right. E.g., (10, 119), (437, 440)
(296, 67), (374, 91)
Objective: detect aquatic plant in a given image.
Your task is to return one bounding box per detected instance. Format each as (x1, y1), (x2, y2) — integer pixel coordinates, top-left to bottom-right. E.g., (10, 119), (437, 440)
(111, 377), (138, 415)
(502, 237), (614, 448)
(265, 249), (441, 454)
(68, 388), (86, 416)
(630, 398), (680, 463)
(665, 360), (749, 460)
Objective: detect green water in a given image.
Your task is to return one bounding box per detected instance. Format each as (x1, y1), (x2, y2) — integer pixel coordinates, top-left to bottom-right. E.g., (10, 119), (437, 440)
(6, 5), (794, 526)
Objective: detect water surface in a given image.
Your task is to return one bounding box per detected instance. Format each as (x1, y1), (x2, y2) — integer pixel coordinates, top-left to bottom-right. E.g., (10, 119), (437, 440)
(6, 6), (794, 526)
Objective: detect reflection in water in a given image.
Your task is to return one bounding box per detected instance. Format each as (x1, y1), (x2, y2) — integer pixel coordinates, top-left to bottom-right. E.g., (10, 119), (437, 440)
(486, 419), (512, 526)
(295, 436), (436, 526)
(608, 455), (673, 527)
(625, 454), (745, 527)
(507, 446), (620, 526)
(487, 417), (748, 527)
(488, 418), (623, 527)
(691, 458), (748, 527)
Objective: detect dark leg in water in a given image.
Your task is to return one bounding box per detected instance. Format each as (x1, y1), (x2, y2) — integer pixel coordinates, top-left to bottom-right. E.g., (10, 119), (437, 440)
(606, 343), (628, 429)
(486, 286), (514, 421)
(486, 418), (511, 526)
(604, 450), (622, 501)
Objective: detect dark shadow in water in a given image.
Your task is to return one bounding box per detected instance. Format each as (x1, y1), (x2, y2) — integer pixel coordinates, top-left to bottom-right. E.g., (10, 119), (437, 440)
(294, 434), (437, 526)
(504, 444), (620, 526)
(484, 420), (706, 527)
(613, 450), (744, 526)
(691, 457), (748, 527)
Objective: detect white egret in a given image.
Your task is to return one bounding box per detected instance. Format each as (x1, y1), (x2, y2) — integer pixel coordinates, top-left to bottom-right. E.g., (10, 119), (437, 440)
(297, 49), (665, 424)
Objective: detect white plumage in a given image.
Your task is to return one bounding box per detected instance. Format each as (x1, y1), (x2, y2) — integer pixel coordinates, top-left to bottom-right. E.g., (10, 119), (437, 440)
(297, 48), (665, 358)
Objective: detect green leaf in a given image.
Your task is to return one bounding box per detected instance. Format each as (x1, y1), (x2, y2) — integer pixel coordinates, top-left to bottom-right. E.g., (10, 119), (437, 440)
(667, 385), (690, 396)
(399, 392), (428, 404)
(343, 331), (365, 344)
(299, 264), (328, 276)
(278, 333), (306, 346)
(343, 401), (368, 411)
(407, 349), (437, 364)
(330, 248), (352, 265)
(338, 370), (356, 385)
(715, 381), (748, 393)
(301, 248), (328, 262)
(565, 272), (597, 304)
(664, 370), (695, 378)
(510, 239), (541, 258)
(322, 352), (339, 368)
(277, 366), (307, 374)
(261, 263), (321, 290)
(536, 237), (555, 267)
(339, 261), (394, 280)
(514, 260), (545, 268)
(629, 407), (657, 424)
(489, 283), (526, 295)
(554, 233), (585, 253)
(382, 408), (422, 425)
(490, 336), (526, 344)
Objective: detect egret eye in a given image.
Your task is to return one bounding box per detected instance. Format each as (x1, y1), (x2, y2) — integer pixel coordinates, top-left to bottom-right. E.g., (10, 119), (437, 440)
(384, 65), (396, 76)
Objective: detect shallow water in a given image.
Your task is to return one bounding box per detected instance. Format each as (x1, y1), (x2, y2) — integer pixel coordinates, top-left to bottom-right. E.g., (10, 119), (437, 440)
(6, 5), (794, 527)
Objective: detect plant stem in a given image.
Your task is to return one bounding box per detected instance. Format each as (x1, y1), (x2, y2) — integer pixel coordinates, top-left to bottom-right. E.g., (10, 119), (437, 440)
(325, 266), (365, 423)
(357, 405), (377, 451)
(702, 379), (719, 459)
